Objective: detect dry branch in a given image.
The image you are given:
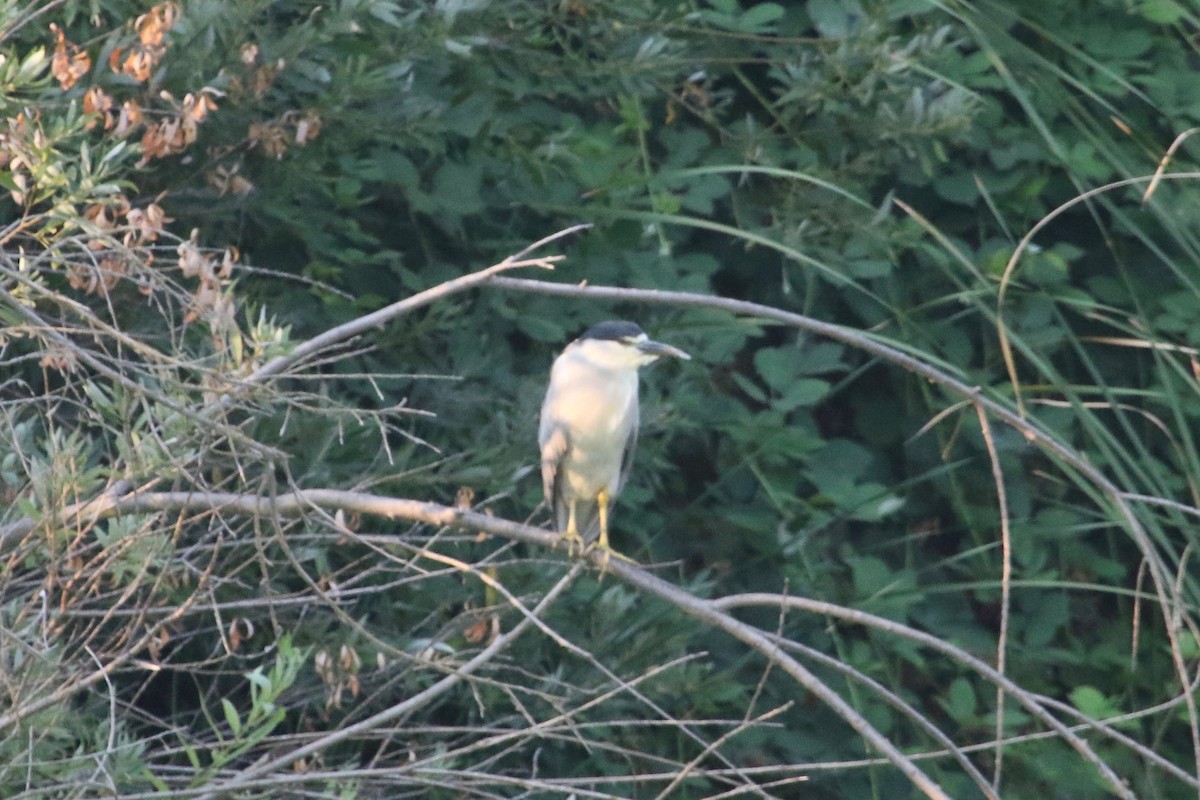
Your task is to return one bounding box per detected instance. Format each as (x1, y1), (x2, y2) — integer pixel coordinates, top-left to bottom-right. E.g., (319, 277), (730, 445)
(1, 486), (1143, 800)
(487, 275), (1199, 782)
(3, 231), (1191, 797)
(240, 223), (589, 387)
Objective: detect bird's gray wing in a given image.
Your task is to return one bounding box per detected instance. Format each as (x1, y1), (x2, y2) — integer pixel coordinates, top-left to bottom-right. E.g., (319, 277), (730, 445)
(617, 411), (639, 494)
(540, 425), (570, 529)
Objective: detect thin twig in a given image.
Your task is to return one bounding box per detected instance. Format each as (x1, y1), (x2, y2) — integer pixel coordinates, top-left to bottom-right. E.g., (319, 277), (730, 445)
(988, 171), (1200, 416)
(765, 631), (1000, 800)
(190, 562), (585, 800)
(975, 405), (1012, 791)
(486, 275), (1198, 787)
(240, 224), (589, 387)
(5, 488), (962, 800)
(713, 593), (1133, 799)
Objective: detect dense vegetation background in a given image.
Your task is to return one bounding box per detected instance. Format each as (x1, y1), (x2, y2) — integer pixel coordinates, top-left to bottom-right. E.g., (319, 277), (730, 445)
(4, 0), (1200, 797)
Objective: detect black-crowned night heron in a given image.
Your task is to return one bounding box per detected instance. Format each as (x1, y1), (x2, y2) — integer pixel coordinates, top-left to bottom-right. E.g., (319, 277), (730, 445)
(538, 320), (690, 564)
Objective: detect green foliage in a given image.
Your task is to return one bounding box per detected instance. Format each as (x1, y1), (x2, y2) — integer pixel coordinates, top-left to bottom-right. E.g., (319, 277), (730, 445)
(194, 635), (303, 781)
(0, 601), (157, 796)
(6, 0), (1200, 796)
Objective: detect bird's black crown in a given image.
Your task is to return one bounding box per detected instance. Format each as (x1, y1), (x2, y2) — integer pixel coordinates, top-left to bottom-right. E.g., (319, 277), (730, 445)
(579, 320), (645, 342)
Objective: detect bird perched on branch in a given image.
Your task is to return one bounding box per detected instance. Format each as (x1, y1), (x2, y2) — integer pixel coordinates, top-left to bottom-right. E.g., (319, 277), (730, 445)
(538, 320), (690, 565)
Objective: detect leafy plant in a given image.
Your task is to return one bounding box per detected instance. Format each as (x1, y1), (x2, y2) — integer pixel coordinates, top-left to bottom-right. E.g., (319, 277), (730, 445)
(5, 0), (1200, 797)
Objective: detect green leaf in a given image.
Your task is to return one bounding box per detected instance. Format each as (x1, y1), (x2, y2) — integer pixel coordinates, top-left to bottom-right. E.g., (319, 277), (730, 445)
(945, 677), (977, 721)
(431, 161), (485, 215)
(773, 378), (829, 411)
(738, 3), (785, 33)
(753, 347), (796, 392)
(221, 698), (242, 737)
(17, 46), (48, 81)
(846, 258), (892, 279)
(368, 1), (406, 26)
(653, 191), (682, 215)
(847, 554), (891, 596)
(442, 92), (494, 137)
(794, 342), (845, 375)
(1023, 592), (1069, 647)
(860, 492), (904, 520)
(730, 371), (768, 403)
(291, 59), (332, 84)
(808, 0), (861, 37)
(1137, 0), (1185, 24)
(807, 440), (873, 485)
(517, 315), (567, 342)
(181, 741), (201, 769)
(245, 667), (272, 691)
(1070, 686), (1120, 720)
(1180, 631), (1200, 660)
(372, 150), (419, 186)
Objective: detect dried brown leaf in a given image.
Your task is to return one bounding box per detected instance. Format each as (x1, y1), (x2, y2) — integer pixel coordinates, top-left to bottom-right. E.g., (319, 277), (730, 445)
(82, 86), (113, 130)
(136, 1), (179, 46)
(50, 23), (91, 90)
(113, 100), (144, 137)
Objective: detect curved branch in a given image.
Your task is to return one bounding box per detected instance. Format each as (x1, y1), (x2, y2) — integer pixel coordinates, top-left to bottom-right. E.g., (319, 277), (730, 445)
(994, 171), (1200, 415)
(6, 486), (1120, 800)
(712, 593), (1133, 798)
(1, 269), (1180, 797)
(241, 224), (589, 387)
(192, 561), (586, 800)
(486, 275), (1195, 782)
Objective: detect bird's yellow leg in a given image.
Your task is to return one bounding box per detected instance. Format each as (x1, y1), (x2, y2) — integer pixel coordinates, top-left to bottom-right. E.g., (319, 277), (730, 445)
(561, 499), (585, 557)
(592, 489), (635, 574)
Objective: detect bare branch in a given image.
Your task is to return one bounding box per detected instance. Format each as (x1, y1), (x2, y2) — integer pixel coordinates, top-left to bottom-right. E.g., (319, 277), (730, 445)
(1, 487), (964, 800)
(485, 275), (1197, 775)
(240, 224), (589, 387)
(190, 561), (587, 800)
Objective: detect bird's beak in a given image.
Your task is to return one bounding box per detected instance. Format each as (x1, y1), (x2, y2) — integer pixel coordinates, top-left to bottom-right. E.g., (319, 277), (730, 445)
(637, 339), (691, 361)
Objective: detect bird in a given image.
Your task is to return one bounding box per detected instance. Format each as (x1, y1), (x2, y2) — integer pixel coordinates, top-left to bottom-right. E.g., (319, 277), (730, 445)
(538, 320), (690, 566)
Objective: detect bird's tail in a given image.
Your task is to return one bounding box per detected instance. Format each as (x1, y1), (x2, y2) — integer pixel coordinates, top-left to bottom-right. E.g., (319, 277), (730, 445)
(554, 498), (601, 543)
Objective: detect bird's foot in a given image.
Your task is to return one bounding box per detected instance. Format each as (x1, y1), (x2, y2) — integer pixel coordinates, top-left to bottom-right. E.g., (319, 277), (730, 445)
(560, 528), (586, 558)
(587, 540), (636, 578)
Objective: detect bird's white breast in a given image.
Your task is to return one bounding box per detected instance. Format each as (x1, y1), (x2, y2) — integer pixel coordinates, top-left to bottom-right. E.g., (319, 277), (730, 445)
(540, 345), (639, 497)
